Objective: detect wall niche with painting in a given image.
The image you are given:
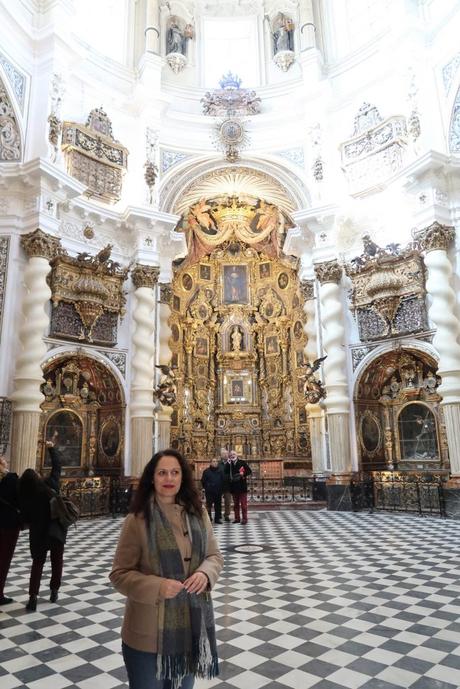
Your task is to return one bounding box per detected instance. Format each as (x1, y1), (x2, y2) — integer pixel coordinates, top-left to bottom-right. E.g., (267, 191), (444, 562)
(39, 355), (125, 476)
(355, 348), (448, 472)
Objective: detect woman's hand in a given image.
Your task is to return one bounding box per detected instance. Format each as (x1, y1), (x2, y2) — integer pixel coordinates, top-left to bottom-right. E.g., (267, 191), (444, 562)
(184, 571), (208, 595)
(159, 578), (185, 599)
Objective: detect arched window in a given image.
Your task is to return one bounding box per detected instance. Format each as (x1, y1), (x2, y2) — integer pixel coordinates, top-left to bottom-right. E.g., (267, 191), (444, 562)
(72, 0), (128, 63)
(398, 404), (438, 461)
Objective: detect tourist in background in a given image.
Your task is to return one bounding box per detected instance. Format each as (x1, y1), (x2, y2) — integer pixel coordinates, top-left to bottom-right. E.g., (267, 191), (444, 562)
(201, 458), (224, 524)
(219, 448), (232, 522)
(226, 450), (252, 524)
(18, 437), (67, 611)
(0, 454), (21, 605)
(110, 449), (223, 689)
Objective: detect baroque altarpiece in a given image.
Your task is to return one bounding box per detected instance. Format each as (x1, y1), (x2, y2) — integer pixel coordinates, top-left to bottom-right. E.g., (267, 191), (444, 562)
(168, 195), (311, 477)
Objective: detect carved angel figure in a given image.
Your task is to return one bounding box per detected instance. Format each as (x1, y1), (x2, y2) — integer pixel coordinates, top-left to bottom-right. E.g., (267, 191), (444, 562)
(190, 199), (217, 234)
(153, 364), (177, 407)
(299, 356), (327, 404)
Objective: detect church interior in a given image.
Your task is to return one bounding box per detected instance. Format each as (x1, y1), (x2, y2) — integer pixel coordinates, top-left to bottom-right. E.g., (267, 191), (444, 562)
(1, 2), (460, 688)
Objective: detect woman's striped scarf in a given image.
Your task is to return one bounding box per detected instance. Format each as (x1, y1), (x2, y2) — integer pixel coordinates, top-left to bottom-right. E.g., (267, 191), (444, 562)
(148, 502), (219, 689)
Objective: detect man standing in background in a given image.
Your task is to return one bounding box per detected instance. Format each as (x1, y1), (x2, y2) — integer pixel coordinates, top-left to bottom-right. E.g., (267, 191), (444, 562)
(219, 448), (232, 522)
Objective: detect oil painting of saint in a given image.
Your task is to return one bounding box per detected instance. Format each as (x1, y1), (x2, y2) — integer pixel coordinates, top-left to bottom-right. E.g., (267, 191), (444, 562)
(223, 264), (249, 304)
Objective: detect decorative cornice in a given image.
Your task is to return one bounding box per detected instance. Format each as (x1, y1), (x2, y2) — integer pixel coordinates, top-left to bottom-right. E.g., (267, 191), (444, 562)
(300, 279), (315, 300)
(21, 229), (62, 261)
(415, 222), (455, 253)
(131, 264), (160, 289)
(314, 260), (342, 285)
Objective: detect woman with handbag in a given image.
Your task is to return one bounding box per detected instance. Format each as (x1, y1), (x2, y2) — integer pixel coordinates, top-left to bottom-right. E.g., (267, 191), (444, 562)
(18, 439), (67, 611)
(225, 451), (252, 524)
(0, 454), (21, 605)
(110, 449), (223, 689)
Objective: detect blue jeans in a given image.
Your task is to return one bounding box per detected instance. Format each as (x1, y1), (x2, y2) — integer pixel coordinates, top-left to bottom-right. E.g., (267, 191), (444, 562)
(122, 643), (195, 689)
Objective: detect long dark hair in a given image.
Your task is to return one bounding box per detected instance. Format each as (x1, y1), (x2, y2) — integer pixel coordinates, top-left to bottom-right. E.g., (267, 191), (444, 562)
(130, 449), (202, 519)
(18, 468), (52, 506)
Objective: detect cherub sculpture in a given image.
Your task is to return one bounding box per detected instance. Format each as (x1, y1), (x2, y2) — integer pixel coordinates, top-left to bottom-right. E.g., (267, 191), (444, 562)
(153, 364), (177, 407)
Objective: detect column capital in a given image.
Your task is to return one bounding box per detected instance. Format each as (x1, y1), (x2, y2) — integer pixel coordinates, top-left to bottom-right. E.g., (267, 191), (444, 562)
(159, 282), (172, 305)
(131, 263), (160, 289)
(300, 279), (315, 300)
(314, 260), (342, 284)
(415, 222), (455, 253)
(21, 229), (62, 261)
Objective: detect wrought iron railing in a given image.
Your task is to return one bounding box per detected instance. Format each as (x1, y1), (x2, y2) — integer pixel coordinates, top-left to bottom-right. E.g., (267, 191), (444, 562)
(351, 472), (447, 517)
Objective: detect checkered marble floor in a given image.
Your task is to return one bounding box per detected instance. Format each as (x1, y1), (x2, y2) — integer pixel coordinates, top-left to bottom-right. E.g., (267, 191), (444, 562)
(1, 510), (460, 689)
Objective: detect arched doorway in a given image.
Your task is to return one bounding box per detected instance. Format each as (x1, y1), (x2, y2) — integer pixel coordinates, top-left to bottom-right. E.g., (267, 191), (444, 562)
(168, 194), (312, 478)
(39, 354), (125, 476)
(354, 348), (448, 472)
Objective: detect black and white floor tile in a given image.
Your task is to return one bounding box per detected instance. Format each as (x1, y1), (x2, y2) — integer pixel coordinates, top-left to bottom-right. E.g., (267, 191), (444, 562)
(1, 510), (460, 689)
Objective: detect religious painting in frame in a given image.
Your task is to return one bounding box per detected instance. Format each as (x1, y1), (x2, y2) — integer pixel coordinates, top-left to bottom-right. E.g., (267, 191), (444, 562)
(44, 410), (83, 468)
(296, 350), (304, 367)
(265, 335), (279, 356)
(199, 264), (211, 280)
(100, 417), (120, 458)
(259, 262), (271, 279)
(223, 371), (253, 405)
(172, 295), (180, 311)
(195, 337), (209, 357)
(222, 264), (249, 305)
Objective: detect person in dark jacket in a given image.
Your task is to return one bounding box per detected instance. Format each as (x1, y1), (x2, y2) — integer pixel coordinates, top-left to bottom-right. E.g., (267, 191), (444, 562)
(201, 459), (224, 524)
(219, 448), (232, 522)
(225, 451), (252, 524)
(0, 455), (21, 605)
(18, 439), (67, 611)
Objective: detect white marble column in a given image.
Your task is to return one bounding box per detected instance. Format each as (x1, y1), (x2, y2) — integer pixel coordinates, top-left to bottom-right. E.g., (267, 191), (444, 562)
(418, 223), (460, 485)
(315, 260), (352, 482)
(10, 230), (61, 474)
(155, 283), (173, 451)
(299, 0), (316, 50)
(130, 264), (160, 476)
(301, 278), (326, 476)
(145, 0), (160, 54)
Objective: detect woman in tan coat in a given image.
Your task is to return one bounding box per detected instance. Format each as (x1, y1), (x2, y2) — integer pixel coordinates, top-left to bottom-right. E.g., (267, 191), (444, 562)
(110, 449), (223, 689)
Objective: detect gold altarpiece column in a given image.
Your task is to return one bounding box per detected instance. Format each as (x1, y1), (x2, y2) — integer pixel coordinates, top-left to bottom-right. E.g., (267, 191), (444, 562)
(168, 196), (313, 477)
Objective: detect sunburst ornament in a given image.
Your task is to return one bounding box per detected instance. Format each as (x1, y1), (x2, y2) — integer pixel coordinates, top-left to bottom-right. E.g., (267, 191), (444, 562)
(213, 117), (250, 162)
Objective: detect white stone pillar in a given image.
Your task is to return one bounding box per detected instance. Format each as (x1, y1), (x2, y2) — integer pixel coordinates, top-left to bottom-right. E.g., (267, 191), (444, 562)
(299, 0), (316, 50)
(315, 260), (352, 482)
(145, 0), (160, 54)
(130, 264), (160, 476)
(155, 283), (173, 451)
(301, 278), (326, 477)
(10, 230), (61, 474)
(418, 223), (460, 485)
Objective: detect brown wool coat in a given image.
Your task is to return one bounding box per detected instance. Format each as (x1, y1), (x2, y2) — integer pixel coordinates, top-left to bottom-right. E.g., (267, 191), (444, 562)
(109, 501), (223, 653)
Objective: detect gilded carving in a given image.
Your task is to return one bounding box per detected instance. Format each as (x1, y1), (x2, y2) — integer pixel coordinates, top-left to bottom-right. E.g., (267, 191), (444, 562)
(49, 245), (128, 344)
(414, 222), (455, 253)
(131, 264), (160, 289)
(314, 260), (342, 284)
(159, 283), (172, 305)
(21, 229), (62, 261)
(61, 107), (128, 204)
(300, 279), (315, 301)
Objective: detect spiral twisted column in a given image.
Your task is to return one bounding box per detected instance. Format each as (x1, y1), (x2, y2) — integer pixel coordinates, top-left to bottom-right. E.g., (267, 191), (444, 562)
(155, 283), (173, 452)
(301, 279), (326, 477)
(130, 264), (159, 476)
(419, 223), (460, 485)
(10, 230), (61, 474)
(315, 261), (352, 487)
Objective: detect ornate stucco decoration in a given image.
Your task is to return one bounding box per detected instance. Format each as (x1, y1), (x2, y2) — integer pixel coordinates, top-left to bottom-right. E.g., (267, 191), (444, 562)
(340, 102), (408, 195)
(178, 195), (288, 265)
(0, 236), (9, 343)
(159, 282), (173, 305)
(413, 222), (455, 253)
(61, 107), (128, 204)
(314, 260), (342, 285)
(0, 77), (21, 161)
(21, 229), (62, 261)
(0, 51), (26, 112)
(449, 84), (460, 153)
(131, 264), (160, 289)
(346, 236), (427, 342)
(300, 279), (315, 301)
(202, 72), (261, 116)
(49, 245), (128, 345)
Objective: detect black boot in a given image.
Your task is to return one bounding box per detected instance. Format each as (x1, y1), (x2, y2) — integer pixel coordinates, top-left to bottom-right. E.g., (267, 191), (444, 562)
(50, 589), (59, 603)
(26, 595), (37, 611)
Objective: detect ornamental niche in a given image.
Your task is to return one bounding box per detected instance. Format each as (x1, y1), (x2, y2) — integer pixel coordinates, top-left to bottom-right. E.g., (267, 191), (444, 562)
(61, 107), (128, 204)
(346, 235), (427, 342)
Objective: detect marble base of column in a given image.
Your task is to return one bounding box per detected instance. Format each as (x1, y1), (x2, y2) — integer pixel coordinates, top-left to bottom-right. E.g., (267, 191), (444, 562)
(307, 404), (325, 476)
(131, 417), (154, 477)
(442, 402), (460, 477)
(10, 410), (41, 474)
(327, 412), (352, 475)
(156, 408), (172, 452)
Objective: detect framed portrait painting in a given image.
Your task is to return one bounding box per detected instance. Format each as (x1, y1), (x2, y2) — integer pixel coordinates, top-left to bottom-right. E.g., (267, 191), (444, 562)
(265, 335), (279, 355)
(222, 264), (249, 304)
(44, 410), (83, 467)
(100, 418), (120, 458)
(195, 337), (209, 357)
